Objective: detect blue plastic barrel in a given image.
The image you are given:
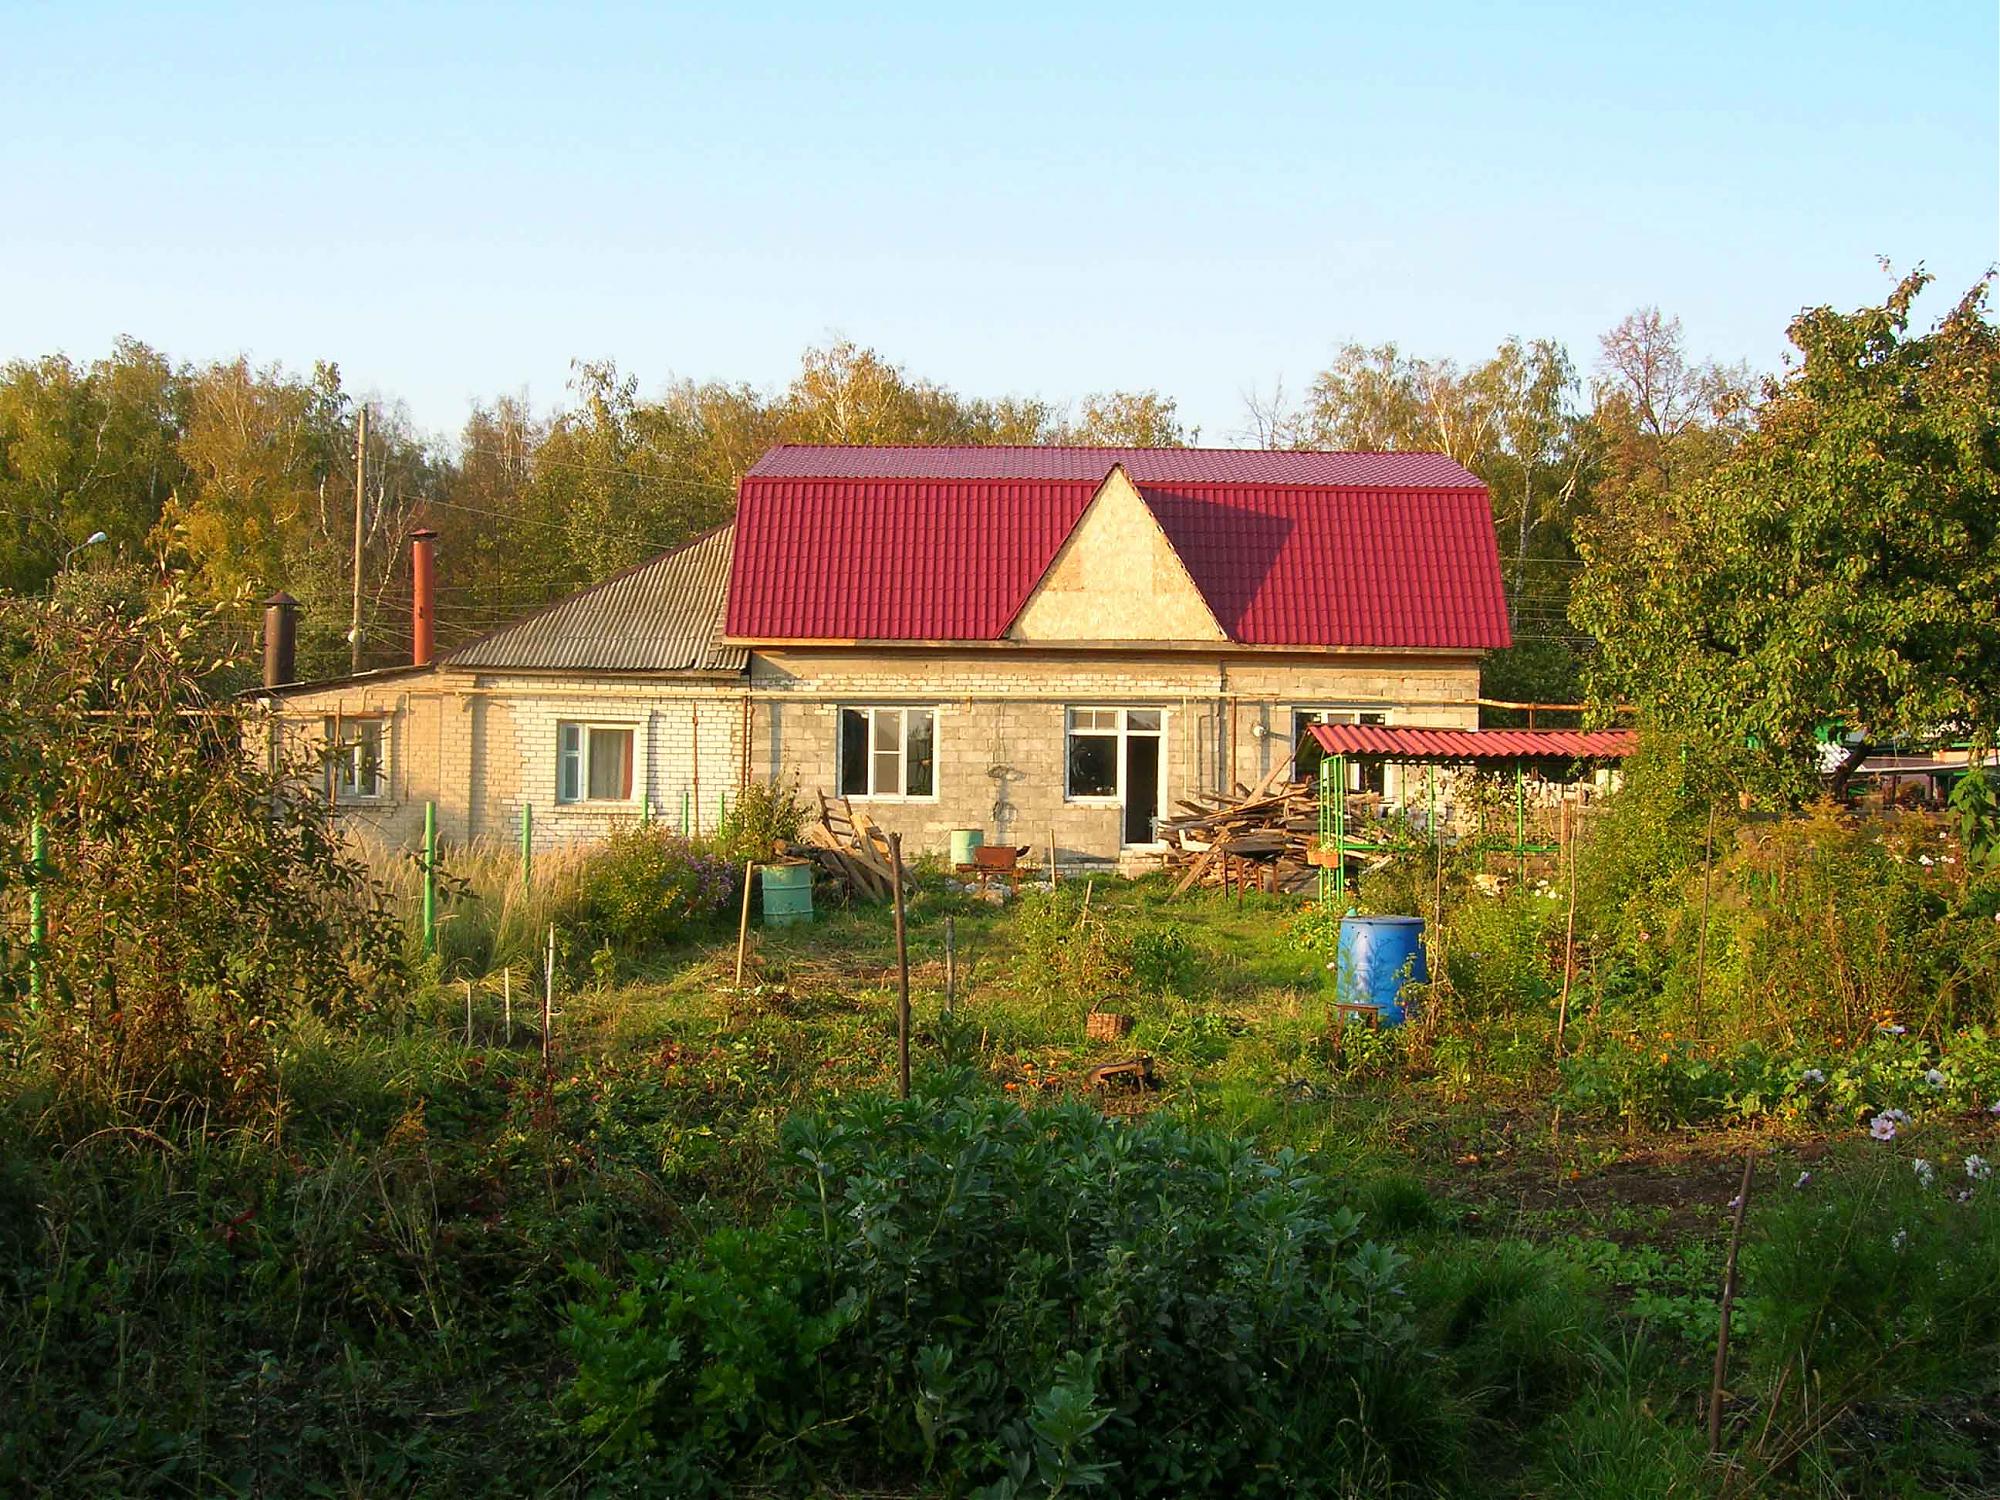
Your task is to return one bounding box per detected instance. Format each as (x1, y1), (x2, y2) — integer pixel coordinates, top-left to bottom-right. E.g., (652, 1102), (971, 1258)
(1334, 915), (1429, 1025)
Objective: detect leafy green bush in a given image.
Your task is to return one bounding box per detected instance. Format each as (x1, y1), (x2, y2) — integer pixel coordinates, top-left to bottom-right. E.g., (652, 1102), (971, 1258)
(1013, 887), (1207, 1004)
(1736, 1146), (2000, 1477)
(0, 591), (402, 1126)
(716, 775), (807, 865)
(578, 824), (737, 952)
(564, 1076), (1442, 1495)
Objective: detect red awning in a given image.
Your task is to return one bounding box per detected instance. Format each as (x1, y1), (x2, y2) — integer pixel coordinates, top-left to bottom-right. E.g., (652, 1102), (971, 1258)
(1305, 723), (1637, 762)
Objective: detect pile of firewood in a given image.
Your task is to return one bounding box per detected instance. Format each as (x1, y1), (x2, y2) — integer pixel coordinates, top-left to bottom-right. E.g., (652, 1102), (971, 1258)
(794, 792), (899, 900)
(1158, 761), (1323, 896)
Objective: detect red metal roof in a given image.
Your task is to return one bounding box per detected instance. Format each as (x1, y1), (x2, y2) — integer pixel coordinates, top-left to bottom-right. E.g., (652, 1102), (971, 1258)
(725, 447), (1511, 648)
(1306, 724), (1638, 761)
(747, 445), (1484, 488)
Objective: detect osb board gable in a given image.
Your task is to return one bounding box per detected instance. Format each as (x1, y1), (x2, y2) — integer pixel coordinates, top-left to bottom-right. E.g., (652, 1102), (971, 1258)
(1007, 467), (1226, 644)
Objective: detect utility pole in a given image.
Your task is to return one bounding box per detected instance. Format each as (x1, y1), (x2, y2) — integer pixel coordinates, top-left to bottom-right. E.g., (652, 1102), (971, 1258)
(349, 404), (368, 673)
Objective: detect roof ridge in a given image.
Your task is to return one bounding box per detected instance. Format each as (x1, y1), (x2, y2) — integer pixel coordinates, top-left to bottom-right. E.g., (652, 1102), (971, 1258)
(441, 521), (734, 668)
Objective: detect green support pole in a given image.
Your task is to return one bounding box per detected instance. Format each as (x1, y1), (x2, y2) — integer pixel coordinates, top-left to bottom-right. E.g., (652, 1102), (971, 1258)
(422, 801), (437, 954)
(28, 811), (46, 1001)
(1316, 755), (1333, 906)
(681, 788), (690, 835)
(520, 802), (533, 889)
(1332, 753), (1349, 905)
(719, 789), (727, 829)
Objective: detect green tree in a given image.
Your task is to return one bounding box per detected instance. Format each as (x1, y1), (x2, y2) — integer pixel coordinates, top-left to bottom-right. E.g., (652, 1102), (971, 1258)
(0, 339), (187, 592)
(1573, 271), (2000, 792)
(1060, 389), (1191, 446)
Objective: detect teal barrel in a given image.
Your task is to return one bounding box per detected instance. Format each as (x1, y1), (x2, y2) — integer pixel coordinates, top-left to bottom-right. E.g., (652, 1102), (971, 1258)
(759, 861), (815, 927)
(1334, 916), (1428, 1025)
(948, 828), (985, 867)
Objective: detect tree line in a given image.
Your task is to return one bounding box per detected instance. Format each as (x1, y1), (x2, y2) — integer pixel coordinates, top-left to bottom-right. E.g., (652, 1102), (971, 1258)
(5, 282), (1973, 766)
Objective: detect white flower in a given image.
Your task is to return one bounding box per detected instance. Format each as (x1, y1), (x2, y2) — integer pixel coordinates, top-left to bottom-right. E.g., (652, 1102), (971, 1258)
(1967, 1155), (1992, 1182)
(1913, 1158), (1937, 1187)
(1886, 1109), (1910, 1124)
(1802, 1068), (1826, 1085)
(1960, 1189), (1976, 1203)
(1891, 1227), (1909, 1251)
(1726, 1194), (1743, 1211)
(1925, 1068), (1947, 1088)
(1880, 1023), (1908, 1035)
(1870, 1113), (1899, 1140)
(1919, 854), (1934, 866)
(1794, 1170), (1813, 1189)
(1991, 1100), (2000, 1114)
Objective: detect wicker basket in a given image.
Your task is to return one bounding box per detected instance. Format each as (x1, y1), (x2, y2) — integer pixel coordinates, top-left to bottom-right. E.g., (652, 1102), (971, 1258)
(1085, 1011), (1135, 1042)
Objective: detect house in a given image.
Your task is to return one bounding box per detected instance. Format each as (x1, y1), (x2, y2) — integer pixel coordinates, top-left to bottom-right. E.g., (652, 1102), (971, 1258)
(259, 445), (1512, 864)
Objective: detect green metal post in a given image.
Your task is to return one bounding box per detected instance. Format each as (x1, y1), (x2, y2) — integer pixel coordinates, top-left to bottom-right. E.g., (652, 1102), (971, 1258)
(422, 801), (437, 954)
(1316, 754), (1333, 905)
(681, 788), (690, 834)
(1332, 753), (1349, 905)
(719, 789), (727, 829)
(520, 802), (533, 889)
(28, 812), (46, 1000)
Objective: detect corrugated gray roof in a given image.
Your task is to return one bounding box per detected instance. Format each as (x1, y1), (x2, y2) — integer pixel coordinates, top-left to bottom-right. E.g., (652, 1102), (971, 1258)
(447, 524), (746, 674)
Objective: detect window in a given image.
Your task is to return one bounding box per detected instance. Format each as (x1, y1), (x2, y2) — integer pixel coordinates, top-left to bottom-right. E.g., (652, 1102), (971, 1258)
(1293, 707), (1389, 793)
(1066, 707), (1122, 798)
(324, 716), (388, 801)
(838, 707), (936, 799)
(557, 722), (635, 804)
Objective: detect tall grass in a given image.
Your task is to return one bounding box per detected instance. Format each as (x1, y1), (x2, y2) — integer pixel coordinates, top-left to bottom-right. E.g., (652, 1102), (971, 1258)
(347, 832), (591, 979)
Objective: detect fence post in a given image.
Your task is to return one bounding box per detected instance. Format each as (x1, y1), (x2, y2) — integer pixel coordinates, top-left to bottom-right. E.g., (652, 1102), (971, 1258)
(889, 832), (911, 1101)
(27, 811), (46, 1001)
(521, 802), (533, 889)
(422, 801), (437, 954)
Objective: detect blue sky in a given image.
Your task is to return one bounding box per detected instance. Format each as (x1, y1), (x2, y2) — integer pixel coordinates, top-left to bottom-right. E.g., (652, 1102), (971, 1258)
(6, 2), (1995, 442)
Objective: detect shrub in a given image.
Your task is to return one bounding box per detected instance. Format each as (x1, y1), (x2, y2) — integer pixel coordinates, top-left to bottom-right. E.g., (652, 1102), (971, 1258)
(578, 825), (736, 952)
(1013, 887), (1207, 1004)
(564, 1076), (1440, 1495)
(0, 591), (402, 1127)
(717, 775), (807, 866)
(1737, 1146), (2000, 1477)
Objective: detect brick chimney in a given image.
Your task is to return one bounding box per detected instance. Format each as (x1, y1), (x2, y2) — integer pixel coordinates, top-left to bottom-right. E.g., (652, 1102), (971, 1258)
(410, 529), (437, 667)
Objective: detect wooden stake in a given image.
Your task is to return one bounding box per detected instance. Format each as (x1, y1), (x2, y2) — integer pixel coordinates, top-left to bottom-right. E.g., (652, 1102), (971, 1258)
(889, 832), (911, 1100)
(1048, 826), (1057, 887)
(1555, 818), (1581, 1056)
(542, 924), (554, 1067)
(1694, 799), (1718, 1034)
(1709, 1153), (1756, 1453)
(944, 915), (956, 1014)
(1078, 878), (1094, 927)
(349, 404), (367, 673)
(734, 859), (755, 987)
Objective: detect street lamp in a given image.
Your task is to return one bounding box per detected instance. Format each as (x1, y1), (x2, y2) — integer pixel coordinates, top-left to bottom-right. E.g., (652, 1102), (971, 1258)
(61, 531), (108, 569)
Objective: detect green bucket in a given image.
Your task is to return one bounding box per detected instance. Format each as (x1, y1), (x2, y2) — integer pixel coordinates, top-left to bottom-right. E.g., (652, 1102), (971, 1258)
(759, 861), (814, 927)
(948, 828), (985, 868)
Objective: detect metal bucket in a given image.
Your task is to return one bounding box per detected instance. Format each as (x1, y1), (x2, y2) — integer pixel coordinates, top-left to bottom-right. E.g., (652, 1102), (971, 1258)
(948, 828), (985, 868)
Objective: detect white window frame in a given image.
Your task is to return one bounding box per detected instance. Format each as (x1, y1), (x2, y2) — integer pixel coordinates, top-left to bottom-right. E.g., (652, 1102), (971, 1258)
(556, 720), (640, 806)
(837, 705), (939, 803)
(324, 715), (389, 802)
(1063, 706), (1168, 837)
(1294, 705), (1392, 796)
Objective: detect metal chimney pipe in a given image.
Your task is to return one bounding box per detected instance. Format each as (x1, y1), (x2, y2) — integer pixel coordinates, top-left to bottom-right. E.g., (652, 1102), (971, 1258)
(410, 528), (438, 668)
(262, 592), (299, 689)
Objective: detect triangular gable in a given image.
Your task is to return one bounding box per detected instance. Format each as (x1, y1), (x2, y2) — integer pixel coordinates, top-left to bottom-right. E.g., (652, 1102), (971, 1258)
(1006, 466), (1228, 643)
